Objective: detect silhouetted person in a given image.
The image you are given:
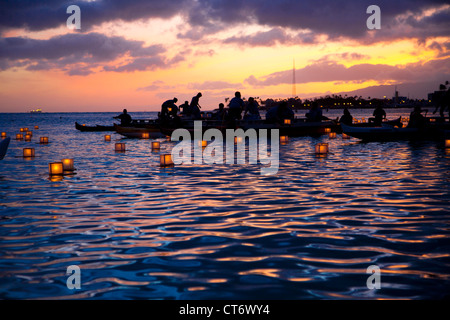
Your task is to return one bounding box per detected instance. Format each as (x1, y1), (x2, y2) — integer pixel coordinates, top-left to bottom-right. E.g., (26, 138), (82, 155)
(433, 86), (450, 119)
(228, 91), (245, 121)
(114, 109), (132, 126)
(179, 101), (190, 115)
(339, 107), (353, 125)
(265, 101), (294, 124)
(243, 97), (261, 120)
(372, 105), (386, 126)
(190, 92), (202, 120)
(407, 106), (426, 128)
(305, 102), (322, 122)
(213, 103), (227, 120)
(160, 98), (178, 121)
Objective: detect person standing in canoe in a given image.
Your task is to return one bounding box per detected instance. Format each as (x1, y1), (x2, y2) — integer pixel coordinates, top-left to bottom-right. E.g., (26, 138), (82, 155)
(160, 98), (178, 121)
(114, 109), (132, 126)
(190, 93), (202, 120)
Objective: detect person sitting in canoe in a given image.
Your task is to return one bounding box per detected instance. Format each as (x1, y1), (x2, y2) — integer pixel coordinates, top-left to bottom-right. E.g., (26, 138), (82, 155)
(113, 109), (132, 126)
(305, 102), (322, 122)
(407, 106), (427, 128)
(213, 103), (227, 121)
(339, 107), (353, 125)
(265, 101), (294, 124)
(243, 97), (261, 120)
(227, 91), (245, 121)
(179, 101), (190, 115)
(371, 105), (386, 126)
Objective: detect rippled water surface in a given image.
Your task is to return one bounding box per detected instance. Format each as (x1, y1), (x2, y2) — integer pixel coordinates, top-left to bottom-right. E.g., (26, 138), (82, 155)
(0, 110), (449, 300)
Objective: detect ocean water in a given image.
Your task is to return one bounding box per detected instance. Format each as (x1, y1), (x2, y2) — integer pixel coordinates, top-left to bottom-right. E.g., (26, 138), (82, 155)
(0, 109), (449, 300)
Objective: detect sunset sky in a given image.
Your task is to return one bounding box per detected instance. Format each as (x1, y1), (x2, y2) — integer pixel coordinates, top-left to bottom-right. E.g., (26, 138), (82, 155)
(0, 0), (449, 112)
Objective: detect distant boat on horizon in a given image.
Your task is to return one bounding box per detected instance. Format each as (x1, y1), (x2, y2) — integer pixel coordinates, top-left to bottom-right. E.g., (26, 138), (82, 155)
(30, 108), (42, 113)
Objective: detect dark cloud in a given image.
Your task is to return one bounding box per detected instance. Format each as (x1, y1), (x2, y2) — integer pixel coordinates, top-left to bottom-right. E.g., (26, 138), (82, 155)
(223, 28), (318, 47)
(1, 1), (448, 43)
(245, 57), (450, 87)
(0, 32), (178, 75)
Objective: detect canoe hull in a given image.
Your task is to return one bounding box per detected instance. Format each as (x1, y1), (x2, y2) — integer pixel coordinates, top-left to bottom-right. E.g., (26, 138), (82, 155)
(114, 124), (165, 138)
(75, 122), (115, 132)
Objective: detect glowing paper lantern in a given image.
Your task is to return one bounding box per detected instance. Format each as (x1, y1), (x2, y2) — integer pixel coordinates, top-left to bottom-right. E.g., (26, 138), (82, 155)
(142, 132), (150, 139)
(328, 132), (336, 139)
(199, 140), (208, 148)
(234, 137), (243, 144)
(16, 134), (23, 140)
(104, 135), (111, 142)
(280, 136), (289, 143)
(315, 143), (329, 154)
(62, 158), (75, 171)
(23, 128), (29, 132)
(445, 139), (450, 148)
(23, 148), (35, 158)
(115, 143), (126, 152)
(151, 141), (160, 151)
(34, 126), (39, 129)
(20, 128), (25, 132)
(26, 131), (32, 136)
(49, 162), (64, 176)
(25, 135), (32, 141)
(160, 154), (174, 167)
(284, 119), (291, 125)
(40, 137), (49, 144)
(324, 128), (331, 134)
(342, 133), (351, 139)
(1, 132), (7, 138)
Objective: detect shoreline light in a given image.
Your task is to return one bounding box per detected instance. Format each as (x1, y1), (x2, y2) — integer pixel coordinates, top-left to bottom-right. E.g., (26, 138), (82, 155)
(328, 132), (336, 139)
(151, 141), (161, 151)
(40, 137), (49, 144)
(160, 154), (174, 167)
(62, 158), (75, 172)
(49, 162), (64, 176)
(104, 135), (111, 142)
(315, 143), (329, 155)
(115, 142), (126, 152)
(23, 148), (35, 158)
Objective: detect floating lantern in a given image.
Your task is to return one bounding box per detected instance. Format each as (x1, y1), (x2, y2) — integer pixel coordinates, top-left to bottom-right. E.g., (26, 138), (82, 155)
(280, 136), (289, 143)
(34, 126), (39, 130)
(1, 132), (6, 138)
(16, 133), (23, 140)
(151, 141), (161, 151)
(445, 139), (450, 148)
(104, 135), (111, 142)
(328, 132), (336, 139)
(315, 143), (329, 155)
(284, 119), (291, 125)
(62, 158), (75, 172)
(20, 128), (25, 132)
(49, 162), (64, 176)
(342, 133), (351, 139)
(199, 140), (208, 148)
(23, 127), (29, 132)
(23, 148), (35, 158)
(24, 134), (32, 141)
(166, 136), (171, 141)
(40, 137), (49, 144)
(430, 118), (436, 123)
(234, 136), (243, 144)
(115, 142), (126, 152)
(142, 132), (150, 139)
(324, 128), (331, 134)
(160, 154), (174, 167)
(26, 131), (32, 136)
(168, 107), (172, 113)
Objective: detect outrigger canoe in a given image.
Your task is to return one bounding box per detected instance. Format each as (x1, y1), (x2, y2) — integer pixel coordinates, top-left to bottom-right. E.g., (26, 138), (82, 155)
(114, 123), (165, 139)
(341, 123), (449, 141)
(0, 137), (11, 160)
(75, 122), (116, 132)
